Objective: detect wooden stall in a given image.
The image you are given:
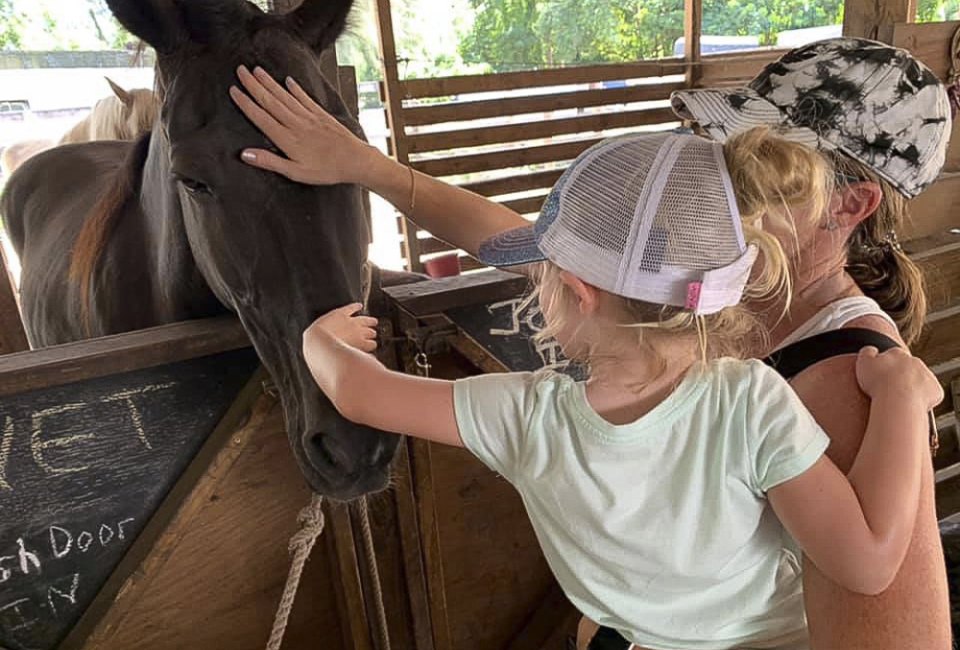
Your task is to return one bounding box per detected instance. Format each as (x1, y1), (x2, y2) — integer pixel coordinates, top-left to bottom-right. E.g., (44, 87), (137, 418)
(1, 1), (960, 649)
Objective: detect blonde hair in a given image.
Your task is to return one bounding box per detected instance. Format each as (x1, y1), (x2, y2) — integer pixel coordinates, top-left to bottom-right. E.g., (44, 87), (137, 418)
(528, 127), (833, 366)
(831, 154), (927, 344)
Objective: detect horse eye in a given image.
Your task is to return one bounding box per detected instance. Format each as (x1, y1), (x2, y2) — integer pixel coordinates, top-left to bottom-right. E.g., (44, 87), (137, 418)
(173, 173), (213, 196)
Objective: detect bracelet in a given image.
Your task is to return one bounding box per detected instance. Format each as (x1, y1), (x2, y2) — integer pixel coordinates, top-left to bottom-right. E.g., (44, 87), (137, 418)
(407, 165), (417, 215)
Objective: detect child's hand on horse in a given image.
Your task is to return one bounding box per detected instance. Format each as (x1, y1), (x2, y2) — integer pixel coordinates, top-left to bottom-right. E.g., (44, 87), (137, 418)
(304, 303), (379, 354)
(855, 346), (943, 410)
(230, 65), (374, 186)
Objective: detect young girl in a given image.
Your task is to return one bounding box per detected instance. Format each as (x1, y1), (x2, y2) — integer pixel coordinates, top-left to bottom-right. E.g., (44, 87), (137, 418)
(300, 130), (941, 650)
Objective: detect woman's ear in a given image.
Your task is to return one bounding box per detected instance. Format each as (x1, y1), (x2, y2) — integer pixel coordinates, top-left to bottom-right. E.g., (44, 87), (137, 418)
(558, 271), (600, 315)
(831, 181), (883, 229)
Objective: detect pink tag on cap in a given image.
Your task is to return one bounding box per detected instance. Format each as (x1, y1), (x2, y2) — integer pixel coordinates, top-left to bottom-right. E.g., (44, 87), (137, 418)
(685, 282), (702, 310)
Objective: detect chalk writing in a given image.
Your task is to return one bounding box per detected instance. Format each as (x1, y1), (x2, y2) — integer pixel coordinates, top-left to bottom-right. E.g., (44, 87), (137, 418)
(3, 383), (176, 492)
(0, 416), (11, 491)
(31, 403), (95, 475)
(101, 383), (176, 450)
(0, 573), (81, 632)
(487, 298), (565, 370)
(0, 519), (135, 585)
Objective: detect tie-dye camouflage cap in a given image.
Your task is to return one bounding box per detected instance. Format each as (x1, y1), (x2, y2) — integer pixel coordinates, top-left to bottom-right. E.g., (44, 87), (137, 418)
(671, 37), (951, 198)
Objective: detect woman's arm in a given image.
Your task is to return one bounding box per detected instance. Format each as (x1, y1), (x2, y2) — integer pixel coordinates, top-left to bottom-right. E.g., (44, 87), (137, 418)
(301, 304), (463, 447)
(230, 66), (528, 258)
(768, 347), (940, 595)
(789, 352), (951, 649)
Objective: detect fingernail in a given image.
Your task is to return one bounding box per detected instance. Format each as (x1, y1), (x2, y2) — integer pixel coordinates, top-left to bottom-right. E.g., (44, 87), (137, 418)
(286, 76), (298, 87)
(241, 150), (256, 162)
(237, 65), (248, 75)
(254, 66), (266, 77)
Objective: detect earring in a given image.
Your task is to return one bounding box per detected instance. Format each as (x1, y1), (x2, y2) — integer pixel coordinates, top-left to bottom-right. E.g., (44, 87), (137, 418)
(821, 218), (840, 232)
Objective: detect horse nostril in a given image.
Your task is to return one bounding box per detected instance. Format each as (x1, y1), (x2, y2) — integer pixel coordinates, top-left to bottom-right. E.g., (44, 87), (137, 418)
(314, 435), (342, 469)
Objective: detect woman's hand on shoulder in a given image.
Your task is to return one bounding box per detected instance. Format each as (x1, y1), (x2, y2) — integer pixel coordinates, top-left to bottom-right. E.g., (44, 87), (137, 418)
(230, 65), (378, 186)
(855, 346), (943, 410)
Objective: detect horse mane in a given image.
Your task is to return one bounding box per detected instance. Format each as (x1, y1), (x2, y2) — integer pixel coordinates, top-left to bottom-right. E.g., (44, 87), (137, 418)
(69, 133), (153, 330)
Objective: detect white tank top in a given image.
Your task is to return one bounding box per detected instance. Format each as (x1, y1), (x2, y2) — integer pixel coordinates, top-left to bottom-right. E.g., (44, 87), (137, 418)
(775, 296), (898, 351)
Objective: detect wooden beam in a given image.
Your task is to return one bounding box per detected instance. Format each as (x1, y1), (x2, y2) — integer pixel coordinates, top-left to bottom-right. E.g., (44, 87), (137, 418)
(375, 0), (422, 272)
(399, 60), (687, 99)
(0, 242), (28, 355)
(406, 107), (677, 154)
(891, 20), (960, 79)
(843, 0), (917, 42)
(684, 0), (703, 87)
(401, 83), (683, 127)
(0, 316), (249, 397)
(64, 369), (267, 650)
(383, 270), (528, 317)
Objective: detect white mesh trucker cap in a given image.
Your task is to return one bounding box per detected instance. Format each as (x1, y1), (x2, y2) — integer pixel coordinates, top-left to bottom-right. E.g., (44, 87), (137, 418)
(478, 132), (759, 316)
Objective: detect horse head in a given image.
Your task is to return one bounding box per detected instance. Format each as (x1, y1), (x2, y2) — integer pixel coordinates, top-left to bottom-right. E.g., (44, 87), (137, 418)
(104, 77), (160, 140)
(105, 0), (400, 499)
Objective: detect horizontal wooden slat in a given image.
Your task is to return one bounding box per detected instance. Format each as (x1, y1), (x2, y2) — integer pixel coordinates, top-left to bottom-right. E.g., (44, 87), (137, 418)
(0, 317), (250, 398)
(907, 231), (960, 312)
(384, 269), (528, 316)
(917, 302), (960, 366)
(461, 169), (566, 198)
(402, 236), (455, 259)
(407, 107), (677, 154)
(502, 194), (547, 215)
(904, 172), (960, 241)
(457, 255), (487, 273)
(695, 49), (787, 87)
(402, 82), (684, 127)
(413, 137), (607, 177)
(400, 60), (687, 99)
(892, 20), (960, 80)
(933, 357), (960, 418)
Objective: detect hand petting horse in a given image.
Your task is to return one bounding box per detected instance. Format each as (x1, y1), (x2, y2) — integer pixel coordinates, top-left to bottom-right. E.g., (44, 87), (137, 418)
(0, 0), (398, 500)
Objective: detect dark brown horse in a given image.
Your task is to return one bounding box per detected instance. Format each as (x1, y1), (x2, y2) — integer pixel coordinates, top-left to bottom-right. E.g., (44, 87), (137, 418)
(0, 0), (399, 500)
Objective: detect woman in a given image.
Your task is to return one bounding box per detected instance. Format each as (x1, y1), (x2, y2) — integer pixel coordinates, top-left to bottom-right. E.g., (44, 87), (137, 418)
(229, 36), (951, 649)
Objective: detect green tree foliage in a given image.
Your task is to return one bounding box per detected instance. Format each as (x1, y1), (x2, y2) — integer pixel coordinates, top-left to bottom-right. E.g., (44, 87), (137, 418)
(0, 0), (24, 50)
(703, 0), (843, 45)
(86, 0), (133, 49)
(460, 0), (849, 71)
(916, 0), (960, 21)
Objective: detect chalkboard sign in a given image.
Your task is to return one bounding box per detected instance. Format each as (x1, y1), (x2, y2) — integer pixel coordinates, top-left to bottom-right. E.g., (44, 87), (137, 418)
(0, 348), (258, 650)
(446, 297), (585, 379)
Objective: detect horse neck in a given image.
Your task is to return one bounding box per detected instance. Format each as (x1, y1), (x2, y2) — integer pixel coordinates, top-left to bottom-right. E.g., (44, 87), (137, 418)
(137, 127), (221, 322)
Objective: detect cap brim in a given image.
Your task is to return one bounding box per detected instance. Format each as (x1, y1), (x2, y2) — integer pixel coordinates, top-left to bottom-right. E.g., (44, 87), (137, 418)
(477, 225), (547, 267)
(670, 87), (823, 149)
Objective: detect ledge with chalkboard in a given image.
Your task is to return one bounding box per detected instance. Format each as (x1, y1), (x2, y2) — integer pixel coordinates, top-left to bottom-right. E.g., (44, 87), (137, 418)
(0, 317), (260, 650)
(383, 269), (575, 376)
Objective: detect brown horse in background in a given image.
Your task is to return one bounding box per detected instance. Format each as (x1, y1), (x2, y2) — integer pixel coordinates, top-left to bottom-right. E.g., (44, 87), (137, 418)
(1, 0), (399, 499)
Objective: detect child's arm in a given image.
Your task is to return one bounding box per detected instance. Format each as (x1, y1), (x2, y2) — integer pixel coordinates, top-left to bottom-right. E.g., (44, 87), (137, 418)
(301, 304), (463, 447)
(230, 66), (529, 259)
(767, 346), (943, 596)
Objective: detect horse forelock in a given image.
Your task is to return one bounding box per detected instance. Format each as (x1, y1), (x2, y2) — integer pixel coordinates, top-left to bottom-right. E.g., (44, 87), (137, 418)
(69, 133), (152, 332)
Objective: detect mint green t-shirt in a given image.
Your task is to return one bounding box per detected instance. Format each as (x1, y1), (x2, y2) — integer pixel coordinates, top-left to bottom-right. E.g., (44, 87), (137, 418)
(454, 358), (829, 650)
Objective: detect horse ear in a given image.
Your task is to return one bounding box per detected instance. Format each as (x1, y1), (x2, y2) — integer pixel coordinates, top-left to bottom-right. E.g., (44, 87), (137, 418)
(105, 0), (184, 53)
(286, 0), (355, 52)
(106, 77), (134, 107)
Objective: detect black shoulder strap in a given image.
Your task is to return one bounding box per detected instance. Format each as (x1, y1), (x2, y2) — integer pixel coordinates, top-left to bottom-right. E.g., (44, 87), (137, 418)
(763, 327), (900, 380)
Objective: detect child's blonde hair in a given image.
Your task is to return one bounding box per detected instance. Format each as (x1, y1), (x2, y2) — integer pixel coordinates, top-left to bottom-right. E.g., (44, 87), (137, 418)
(529, 127), (832, 365)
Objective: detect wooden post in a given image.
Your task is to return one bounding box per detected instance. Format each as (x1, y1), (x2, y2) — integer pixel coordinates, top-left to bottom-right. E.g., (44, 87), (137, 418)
(0, 243), (28, 354)
(684, 0), (703, 88)
(843, 0), (917, 42)
(374, 0), (423, 273)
